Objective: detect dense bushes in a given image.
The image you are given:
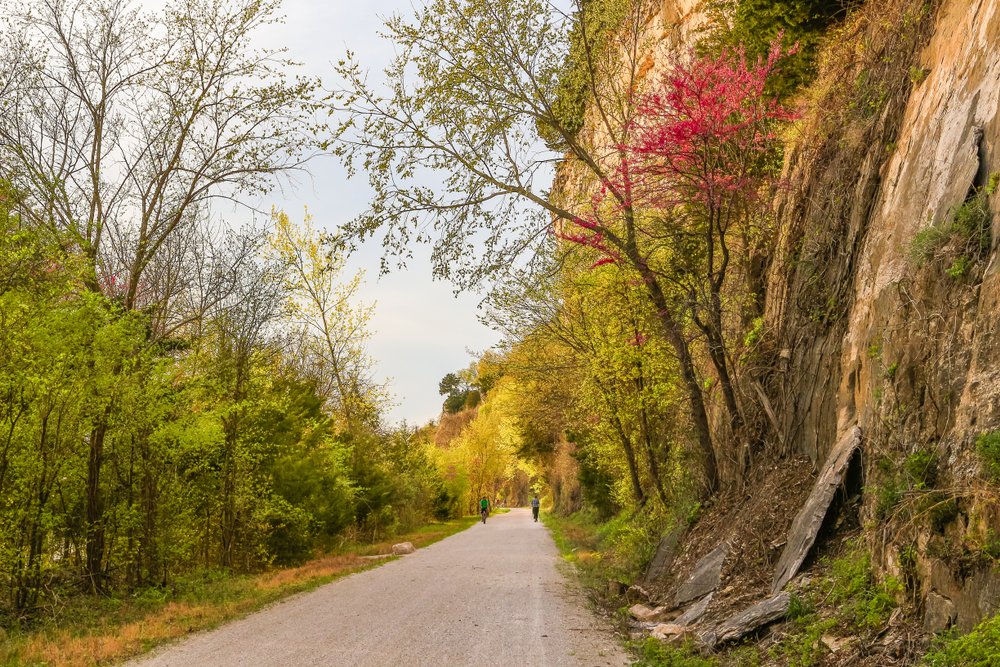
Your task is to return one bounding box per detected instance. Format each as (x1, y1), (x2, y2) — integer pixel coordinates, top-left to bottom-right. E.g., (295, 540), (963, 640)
(0, 203), (446, 622)
(923, 614), (1000, 666)
(698, 0), (844, 99)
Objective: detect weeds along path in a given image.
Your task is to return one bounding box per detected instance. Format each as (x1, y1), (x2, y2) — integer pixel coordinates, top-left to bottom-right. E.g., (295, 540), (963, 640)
(124, 508), (625, 667)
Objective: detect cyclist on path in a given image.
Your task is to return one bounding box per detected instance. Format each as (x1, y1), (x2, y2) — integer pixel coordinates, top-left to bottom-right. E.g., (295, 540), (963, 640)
(480, 496), (489, 523)
(531, 494), (540, 522)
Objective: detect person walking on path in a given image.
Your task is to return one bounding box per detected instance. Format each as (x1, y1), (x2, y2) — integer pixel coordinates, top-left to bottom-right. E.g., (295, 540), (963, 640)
(531, 494), (540, 522)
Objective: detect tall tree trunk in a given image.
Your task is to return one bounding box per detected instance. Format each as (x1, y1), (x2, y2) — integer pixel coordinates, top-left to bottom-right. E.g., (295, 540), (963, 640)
(139, 431), (159, 587)
(606, 409), (645, 506)
(220, 420), (237, 569)
(635, 368), (668, 506)
(618, 234), (718, 494)
(639, 281), (718, 493)
(695, 300), (742, 433)
(85, 420), (108, 593)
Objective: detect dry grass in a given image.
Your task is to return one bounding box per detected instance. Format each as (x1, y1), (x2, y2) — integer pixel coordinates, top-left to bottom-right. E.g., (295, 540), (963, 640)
(2, 516), (477, 667)
(19, 601), (255, 667)
(255, 554), (370, 590)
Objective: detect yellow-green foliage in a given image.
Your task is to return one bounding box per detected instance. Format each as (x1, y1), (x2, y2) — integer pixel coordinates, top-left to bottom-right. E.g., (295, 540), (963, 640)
(433, 377), (538, 511)
(923, 614), (1000, 666)
(266, 210), (392, 428)
(697, 0), (843, 99)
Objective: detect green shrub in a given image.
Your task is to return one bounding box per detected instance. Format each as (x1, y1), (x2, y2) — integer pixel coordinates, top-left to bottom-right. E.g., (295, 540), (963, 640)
(731, 646), (762, 667)
(697, 0), (843, 100)
(636, 638), (718, 667)
(910, 224), (950, 267)
(773, 613), (837, 667)
(828, 547), (900, 629)
(979, 529), (1000, 563)
(923, 614), (1000, 666)
(977, 431), (1000, 482)
(946, 255), (974, 278)
(787, 593), (815, 620)
(952, 195), (992, 256)
(987, 171), (1000, 195)
(905, 449), (939, 488)
(875, 478), (905, 520)
(910, 190), (993, 273)
(909, 66), (929, 83)
(917, 493), (959, 532)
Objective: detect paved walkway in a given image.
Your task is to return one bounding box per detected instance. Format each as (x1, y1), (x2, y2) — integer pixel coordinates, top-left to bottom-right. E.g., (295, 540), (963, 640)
(125, 508), (627, 667)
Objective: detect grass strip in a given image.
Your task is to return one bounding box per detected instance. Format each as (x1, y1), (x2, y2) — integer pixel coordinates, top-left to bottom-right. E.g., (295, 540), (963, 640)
(540, 510), (601, 564)
(1, 515), (478, 667)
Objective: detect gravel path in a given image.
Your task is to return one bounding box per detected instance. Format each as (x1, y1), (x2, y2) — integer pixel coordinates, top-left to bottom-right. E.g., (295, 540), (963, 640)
(125, 508), (627, 667)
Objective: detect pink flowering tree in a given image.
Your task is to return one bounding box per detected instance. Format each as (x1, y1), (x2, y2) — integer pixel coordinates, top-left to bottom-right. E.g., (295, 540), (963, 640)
(556, 39), (797, 442)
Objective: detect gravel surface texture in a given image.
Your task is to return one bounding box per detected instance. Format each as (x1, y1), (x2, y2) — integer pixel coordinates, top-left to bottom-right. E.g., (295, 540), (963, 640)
(125, 508), (627, 667)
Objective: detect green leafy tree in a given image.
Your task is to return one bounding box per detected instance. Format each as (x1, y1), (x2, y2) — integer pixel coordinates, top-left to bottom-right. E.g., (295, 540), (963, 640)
(267, 211), (391, 430)
(332, 0), (719, 491)
(0, 0), (327, 589)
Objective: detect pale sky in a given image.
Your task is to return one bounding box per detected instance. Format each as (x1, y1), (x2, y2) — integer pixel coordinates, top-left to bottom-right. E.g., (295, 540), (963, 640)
(253, 0), (503, 426)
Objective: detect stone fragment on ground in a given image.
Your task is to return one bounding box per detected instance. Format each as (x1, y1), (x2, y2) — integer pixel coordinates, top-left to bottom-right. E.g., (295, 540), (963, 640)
(608, 580), (628, 597)
(629, 604), (676, 623)
(700, 592), (791, 647)
(391, 542), (415, 555)
(771, 427), (862, 594)
(674, 593), (713, 627)
(643, 526), (685, 583)
(674, 542), (730, 606)
(650, 623), (686, 640)
(821, 634), (850, 652)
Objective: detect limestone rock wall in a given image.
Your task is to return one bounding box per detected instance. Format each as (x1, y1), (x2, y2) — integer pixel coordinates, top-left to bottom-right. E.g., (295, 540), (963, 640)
(762, 0), (1000, 631)
(769, 0), (1000, 469)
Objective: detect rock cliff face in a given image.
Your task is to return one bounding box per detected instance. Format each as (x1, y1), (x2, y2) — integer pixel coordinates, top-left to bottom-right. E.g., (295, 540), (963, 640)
(770, 0), (1000, 470)
(762, 0), (1000, 633)
(558, 0), (1000, 639)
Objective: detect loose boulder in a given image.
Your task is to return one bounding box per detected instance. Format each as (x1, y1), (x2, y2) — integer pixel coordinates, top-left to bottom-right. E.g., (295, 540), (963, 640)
(650, 623), (687, 640)
(625, 584), (651, 603)
(629, 604), (676, 623)
(392, 542), (416, 555)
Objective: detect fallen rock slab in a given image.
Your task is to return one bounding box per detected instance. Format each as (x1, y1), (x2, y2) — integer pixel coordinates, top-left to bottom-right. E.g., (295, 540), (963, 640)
(701, 592), (791, 647)
(675, 542), (730, 606)
(675, 593), (713, 627)
(924, 592), (957, 633)
(392, 542), (416, 555)
(643, 526), (685, 583)
(771, 427), (862, 594)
